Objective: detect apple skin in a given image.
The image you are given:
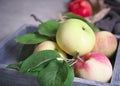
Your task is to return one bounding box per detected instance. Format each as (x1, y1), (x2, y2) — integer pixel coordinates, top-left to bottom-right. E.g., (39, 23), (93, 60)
(34, 41), (56, 52)
(34, 41), (67, 60)
(56, 19), (95, 56)
(68, 0), (92, 17)
(74, 52), (112, 82)
(92, 31), (118, 58)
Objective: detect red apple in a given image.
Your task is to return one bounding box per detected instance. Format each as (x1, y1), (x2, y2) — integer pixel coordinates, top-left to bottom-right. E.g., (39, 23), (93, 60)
(68, 0), (92, 17)
(92, 31), (118, 58)
(74, 52), (112, 82)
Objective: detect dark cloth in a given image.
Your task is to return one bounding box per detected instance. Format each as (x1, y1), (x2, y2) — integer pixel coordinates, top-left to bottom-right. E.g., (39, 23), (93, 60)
(0, 68), (40, 86)
(95, 0), (120, 34)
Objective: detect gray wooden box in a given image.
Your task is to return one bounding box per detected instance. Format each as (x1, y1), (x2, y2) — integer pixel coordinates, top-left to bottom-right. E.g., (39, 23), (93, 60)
(0, 25), (120, 86)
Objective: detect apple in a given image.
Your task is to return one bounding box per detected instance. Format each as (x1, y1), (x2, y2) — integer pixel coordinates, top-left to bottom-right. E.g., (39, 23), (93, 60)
(68, 0), (92, 17)
(34, 40), (67, 60)
(56, 19), (95, 56)
(92, 31), (118, 58)
(74, 52), (112, 82)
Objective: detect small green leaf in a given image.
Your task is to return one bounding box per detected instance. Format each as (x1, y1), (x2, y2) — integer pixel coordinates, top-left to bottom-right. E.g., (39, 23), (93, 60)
(7, 61), (23, 71)
(64, 12), (100, 32)
(20, 50), (61, 73)
(7, 64), (20, 70)
(38, 60), (74, 86)
(38, 20), (60, 37)
(15, 33), (49, 44)
(64, 12), (87, 22)
(88, 23), (100, 32)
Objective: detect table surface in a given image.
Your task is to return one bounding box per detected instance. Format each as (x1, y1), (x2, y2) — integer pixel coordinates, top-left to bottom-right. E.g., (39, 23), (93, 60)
(0, 0), (71, 42)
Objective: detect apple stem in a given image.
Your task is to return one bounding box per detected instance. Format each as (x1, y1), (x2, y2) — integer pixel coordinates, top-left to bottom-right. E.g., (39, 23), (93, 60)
(69, 60), (77, 66)
(69, 53), (85, 66)
(56, 13), (66, 23)
(76, 52), (84, 63)
(31, 14), (43, 23)
(66, 59), (76, 66)
(66, 59), (75, 63)
(66, 59), (75, 62)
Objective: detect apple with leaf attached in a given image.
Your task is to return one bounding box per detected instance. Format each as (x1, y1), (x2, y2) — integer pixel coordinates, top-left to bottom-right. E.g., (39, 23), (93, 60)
(56, 18), (95, 56)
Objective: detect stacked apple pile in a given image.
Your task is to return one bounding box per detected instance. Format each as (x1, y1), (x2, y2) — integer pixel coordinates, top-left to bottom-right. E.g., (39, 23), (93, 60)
(34, 18), (118, 83)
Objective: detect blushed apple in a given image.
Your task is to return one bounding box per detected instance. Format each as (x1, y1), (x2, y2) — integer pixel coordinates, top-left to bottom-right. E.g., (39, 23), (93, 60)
(92, 31), (118, 58)
(74, 52), (112, 82)
(34, 40), (67, 60)
(56, 19), (95, 56)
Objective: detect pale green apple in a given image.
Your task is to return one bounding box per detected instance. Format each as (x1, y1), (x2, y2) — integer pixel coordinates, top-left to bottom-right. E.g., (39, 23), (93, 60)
(34, 40), (67, 60)
(56, 19), (95, 56)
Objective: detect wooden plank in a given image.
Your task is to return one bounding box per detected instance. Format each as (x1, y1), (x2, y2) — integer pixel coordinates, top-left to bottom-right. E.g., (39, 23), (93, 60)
(111, 40), (120, 85)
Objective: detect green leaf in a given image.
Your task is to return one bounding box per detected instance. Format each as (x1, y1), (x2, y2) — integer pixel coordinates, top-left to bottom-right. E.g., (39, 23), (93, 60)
(63, 65), (74, 86)
(19, 44), (35, 61)
(7, 61), (23, 71)
(64, 12), (100, 32)
(64, 12), (87, 22)
(25, 59), (50, 78)
(15, 33), (49, 44)
(19, 50), (61, 73)
(38, 20), (60, 37)
(25, 61), (48, 77)
(26, 71), (39, 77)
(38, 60), (74, 86)
(7, 64), (20, 70)
(88, 23), (100, 32)
(28, 61), (48, 72)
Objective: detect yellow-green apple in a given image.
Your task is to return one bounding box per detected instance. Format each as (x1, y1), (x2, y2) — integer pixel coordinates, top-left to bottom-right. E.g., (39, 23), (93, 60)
(34, 40), (67, 60)
(92, 31), (117, 58)
(56, 19), (95, 56)
(74, 52), (112, 82)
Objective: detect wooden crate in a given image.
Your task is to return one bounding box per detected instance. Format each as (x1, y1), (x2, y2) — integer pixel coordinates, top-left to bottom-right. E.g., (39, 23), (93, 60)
(0, 25), (119, 86)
